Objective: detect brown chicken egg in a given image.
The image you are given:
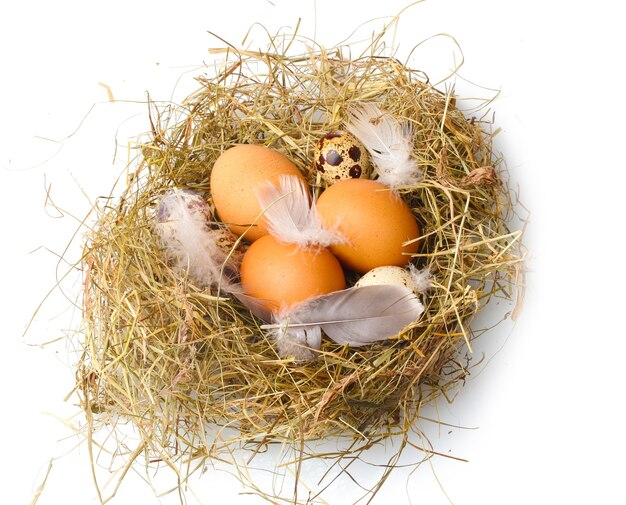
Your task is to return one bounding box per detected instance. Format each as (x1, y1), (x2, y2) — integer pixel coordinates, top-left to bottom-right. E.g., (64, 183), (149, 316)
(210, 144), (307, 242)
(240, 235), (346, 312)
(314, 131), (371, 185)
(316, 179), (420, 273)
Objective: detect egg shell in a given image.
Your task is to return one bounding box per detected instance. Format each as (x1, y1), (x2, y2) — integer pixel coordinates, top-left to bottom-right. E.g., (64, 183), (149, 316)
(240, 235), (346, 311)
(314, 131), (371, 185)
(354, 266), (415, 289)
(210, 144), (307, 242)
(316, 179), (420, 273)
(211, 228), (244, 263)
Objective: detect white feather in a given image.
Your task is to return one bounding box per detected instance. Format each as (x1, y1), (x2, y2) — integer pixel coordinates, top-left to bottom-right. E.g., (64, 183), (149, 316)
(256, 174), (345, 248)
(408, 264), (433, 294)
(156, 188), (239, 289)
(345, 103), (423, 188)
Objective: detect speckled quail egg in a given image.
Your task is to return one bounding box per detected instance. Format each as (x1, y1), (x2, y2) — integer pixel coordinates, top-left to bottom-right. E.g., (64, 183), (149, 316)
(210, 227), (244, 265)
(314, 131), (371, 185)
(354, 266), (415, 289)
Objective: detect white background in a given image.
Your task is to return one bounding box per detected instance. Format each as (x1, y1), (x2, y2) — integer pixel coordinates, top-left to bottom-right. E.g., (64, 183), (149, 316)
(2, 0), (625, 504)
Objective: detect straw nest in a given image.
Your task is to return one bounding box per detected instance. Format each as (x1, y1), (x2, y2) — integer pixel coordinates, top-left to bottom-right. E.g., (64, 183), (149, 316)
(75, 24), (523, 504)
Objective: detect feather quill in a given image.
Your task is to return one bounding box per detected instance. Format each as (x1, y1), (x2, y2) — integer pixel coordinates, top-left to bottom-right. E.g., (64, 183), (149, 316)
(345, 103), (423, 188)
(156, 188), (240, 289)
(262, 284), (424, 355)
(256, 174), (345, 248)
(265, 320), (322, 363)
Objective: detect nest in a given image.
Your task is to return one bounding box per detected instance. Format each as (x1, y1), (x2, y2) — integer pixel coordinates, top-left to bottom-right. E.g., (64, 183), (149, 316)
(75, 23), (523, 504)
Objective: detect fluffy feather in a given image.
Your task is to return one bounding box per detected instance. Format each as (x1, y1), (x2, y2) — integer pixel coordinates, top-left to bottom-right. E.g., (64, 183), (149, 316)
(156, 188), (240, 289)
(256, 174), (345, 248)
(265, 318), (322, 363)
(262, 284), (424, 356)
(345, 103), (423, 188)
(231, 290), (321, 362)
(408, 264), (433, 294)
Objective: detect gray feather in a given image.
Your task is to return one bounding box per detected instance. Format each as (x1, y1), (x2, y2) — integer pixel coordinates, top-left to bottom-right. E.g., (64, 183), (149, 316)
(262, 285), (424, 347)
(230, 289), (274, 323)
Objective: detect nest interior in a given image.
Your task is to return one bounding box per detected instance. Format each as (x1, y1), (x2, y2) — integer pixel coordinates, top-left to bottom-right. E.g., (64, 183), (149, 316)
(76, 28), (522, 501)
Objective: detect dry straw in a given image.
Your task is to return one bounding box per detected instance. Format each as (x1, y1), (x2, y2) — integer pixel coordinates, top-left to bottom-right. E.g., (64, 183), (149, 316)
(71, 16), (524, 505)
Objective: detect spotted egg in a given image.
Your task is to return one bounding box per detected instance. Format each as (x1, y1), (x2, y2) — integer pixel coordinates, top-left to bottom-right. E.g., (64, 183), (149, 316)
(354, 266), (415, 290)
(314, 131), (371, 185)
(210, 227), (245, 266)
